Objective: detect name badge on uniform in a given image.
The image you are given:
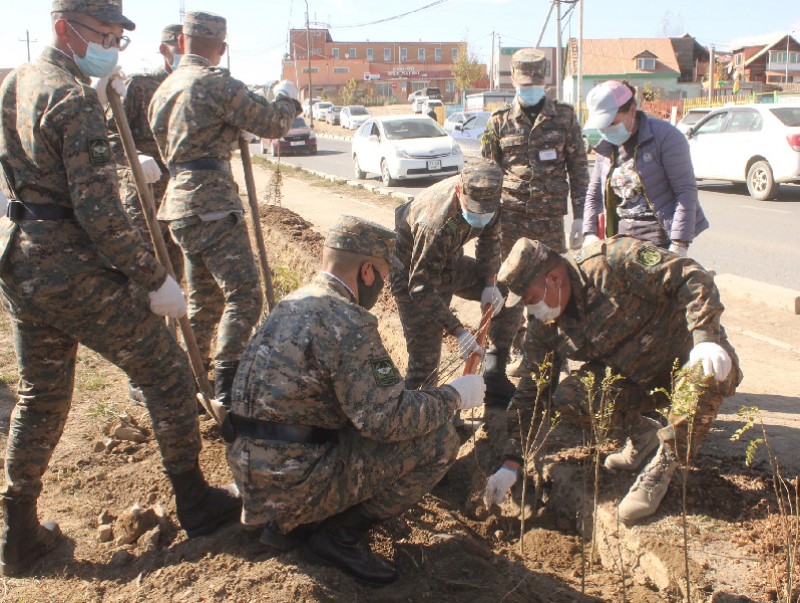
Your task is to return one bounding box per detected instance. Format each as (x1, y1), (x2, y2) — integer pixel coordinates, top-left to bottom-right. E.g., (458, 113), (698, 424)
(539, 149), (557, 161)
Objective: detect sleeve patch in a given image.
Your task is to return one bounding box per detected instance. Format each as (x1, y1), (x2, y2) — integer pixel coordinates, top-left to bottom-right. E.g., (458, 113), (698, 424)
(371, 358), (401, 387)
(88, 138), (112, 166)
(636, 247), (663, 267)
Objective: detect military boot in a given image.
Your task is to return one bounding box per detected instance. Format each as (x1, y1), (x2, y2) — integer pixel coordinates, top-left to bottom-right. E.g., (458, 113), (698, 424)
(483, 347), (516, 406)
(260, 521), (313, 552)
(1, 496), (62, 577)
(167, 461), (241, 538)
(213, 360), (239, 409)
(306, 505), (397, 586)
(604, 416), (662, 471)
(617, 445), (678, 525)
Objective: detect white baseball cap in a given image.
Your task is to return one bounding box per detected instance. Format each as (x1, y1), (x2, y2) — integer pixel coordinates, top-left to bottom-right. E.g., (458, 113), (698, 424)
(584, 81), (634, 130)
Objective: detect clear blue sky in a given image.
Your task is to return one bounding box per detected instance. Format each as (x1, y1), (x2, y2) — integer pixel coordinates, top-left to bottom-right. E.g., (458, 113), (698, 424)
(2, 0), (798, 85)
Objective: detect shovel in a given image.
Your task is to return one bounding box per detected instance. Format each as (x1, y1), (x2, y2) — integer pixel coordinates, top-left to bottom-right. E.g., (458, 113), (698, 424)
(107, 84), (227, 425)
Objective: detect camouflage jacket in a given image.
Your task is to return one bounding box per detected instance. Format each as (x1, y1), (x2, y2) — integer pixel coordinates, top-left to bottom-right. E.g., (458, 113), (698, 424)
(504, 235), (738, 460)
(0, 47), (166, 294)
(481, 97), (588, 219)
(106, 68), (169, 168)
(393, 175), (501, 334)
(148, 54), (299, 219)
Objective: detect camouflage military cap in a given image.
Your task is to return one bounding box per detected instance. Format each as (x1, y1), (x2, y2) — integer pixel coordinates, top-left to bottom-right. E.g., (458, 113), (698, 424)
(498, 238), (559, 306)
(511, 48), (547, 85)
(161, 24), (182, 44)
(325, 215), (397, 260)
(460, 158), (503, 213)
(183, 11), (226, 40)
(52, 0), (135, 30)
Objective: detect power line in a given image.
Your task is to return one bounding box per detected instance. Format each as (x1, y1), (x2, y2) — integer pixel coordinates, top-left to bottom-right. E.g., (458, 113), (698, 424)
(331, 0), (453, 29)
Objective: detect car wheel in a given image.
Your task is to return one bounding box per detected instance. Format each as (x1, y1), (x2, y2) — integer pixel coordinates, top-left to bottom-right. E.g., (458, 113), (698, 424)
(746, 160), (778, 200)
(353, 155), (366, 180)
(381, 160), (396, 187)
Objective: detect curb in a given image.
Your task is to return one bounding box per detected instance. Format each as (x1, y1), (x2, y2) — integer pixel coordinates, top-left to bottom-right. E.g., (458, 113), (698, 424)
(714, 273), (800, 315)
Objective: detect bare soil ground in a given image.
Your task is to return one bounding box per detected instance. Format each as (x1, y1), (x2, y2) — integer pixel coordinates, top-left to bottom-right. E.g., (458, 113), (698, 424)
(0, 198), (797, 602)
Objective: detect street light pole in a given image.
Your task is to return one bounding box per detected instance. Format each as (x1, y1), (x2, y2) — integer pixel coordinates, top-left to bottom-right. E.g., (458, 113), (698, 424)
(786, 31), (794, 85)
(305, 0), (313, 128)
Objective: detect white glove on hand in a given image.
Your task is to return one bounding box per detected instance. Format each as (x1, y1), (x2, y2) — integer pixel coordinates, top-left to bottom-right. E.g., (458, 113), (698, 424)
(93, 66), (126, 106)
(448, 374), (486, 410)
(483, 466), (518, 508)
(569, 218), (584, 250)
(688, 342), (732, 382)
(582, 233), (600, 248)
(480, 285), (504, 317)
(273, 79), (299, 101)
(669, 243), (689, 257)
(138, 155), (162, 184)
(456, 330), (483, 362)
(148, 275), (187, 318)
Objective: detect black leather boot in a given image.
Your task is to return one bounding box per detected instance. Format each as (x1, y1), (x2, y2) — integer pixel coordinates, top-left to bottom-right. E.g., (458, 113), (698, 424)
(483, 347), (516, 406)
(214, 360), (240, 409)
(1, 496), (62, 577)
(167, 461), (241, 538)
(306, 506), (397, 586)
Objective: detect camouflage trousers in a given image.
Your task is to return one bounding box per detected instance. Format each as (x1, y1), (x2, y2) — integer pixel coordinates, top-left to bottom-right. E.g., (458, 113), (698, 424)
(391, 255), (503, 390)
(552, 350), (742, 460)
(227, 421), (459, 531)
(118, 168), (184, 284)
(490, 204), (567, 352)
(168, 213), (263, 364)
(0, 264), (201, 499)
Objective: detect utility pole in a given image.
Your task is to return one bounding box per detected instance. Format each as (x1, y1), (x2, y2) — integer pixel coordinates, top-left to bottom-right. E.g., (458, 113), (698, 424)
(577, 0), (583, 120)
(304, 0), (313, 127)
(535, 0), (556, 49)
(708, 44), (715, 107)
(490, 31), (495, 91)
(18, 30), (37, 62)
(555, 1), (562, 101)
(786, 32), (794, 85)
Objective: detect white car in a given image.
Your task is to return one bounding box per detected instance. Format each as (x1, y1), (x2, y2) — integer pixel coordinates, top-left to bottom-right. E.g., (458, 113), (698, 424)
(444, 111), (490, 140)
(675, 108), (712, 136)
(411, 96), (428, 114)
(340, 105), (371, 130)
(352, 115), (464, 186)
(686, 104), (800, 200)
(408, 89), (426, 103)
(312, 101), (333, 121)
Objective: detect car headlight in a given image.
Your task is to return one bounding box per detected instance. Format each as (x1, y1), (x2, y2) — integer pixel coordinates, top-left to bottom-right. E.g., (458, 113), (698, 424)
(395, 148), (411, 159)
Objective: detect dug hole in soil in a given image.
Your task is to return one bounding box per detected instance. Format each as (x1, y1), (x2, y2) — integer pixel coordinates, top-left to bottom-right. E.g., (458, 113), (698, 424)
(0, 201), (788, 602)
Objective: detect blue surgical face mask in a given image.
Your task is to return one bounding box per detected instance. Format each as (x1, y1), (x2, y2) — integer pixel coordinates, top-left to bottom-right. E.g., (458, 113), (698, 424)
(599, 121), (632, 146)
(67, 24), (119, 78)
(516, 85), (546, 107)
(170, 53), (183, 71)
(462, 209), (494, 229)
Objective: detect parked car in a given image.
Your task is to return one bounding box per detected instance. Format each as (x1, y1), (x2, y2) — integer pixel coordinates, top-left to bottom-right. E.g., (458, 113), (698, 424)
(351, 115), (464, 186)
(312, 101), (333, 121)
(340, 105), (371, 130)
(411, 96), (428, 114)
(685, 104), (800, 200)
(325, 105), (343, 125)
(424, 87), (442, 100)
(407, 89), (426, 103)
(302, 97), (322, 117)
(261, 116), (317, 156)
(676, 108), (713, 136)
(444, 111), (490, 140)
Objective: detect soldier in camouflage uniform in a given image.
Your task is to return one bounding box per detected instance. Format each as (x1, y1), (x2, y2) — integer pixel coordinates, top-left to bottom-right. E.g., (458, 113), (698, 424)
(481, 48), (589, 404)
(0, 0), (240, 577)
(390, 159), (508, 390)
(225, 215), (486, 586)
(482, 236), (743, 524)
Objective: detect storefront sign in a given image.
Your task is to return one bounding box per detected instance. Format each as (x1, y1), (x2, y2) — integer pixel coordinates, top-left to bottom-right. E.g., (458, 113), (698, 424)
(363, 72), (381, 81)
(388, 66), (419, 77)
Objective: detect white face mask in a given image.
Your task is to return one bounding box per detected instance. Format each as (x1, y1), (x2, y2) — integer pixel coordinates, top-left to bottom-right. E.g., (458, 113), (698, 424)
(527, 281), (562, 322)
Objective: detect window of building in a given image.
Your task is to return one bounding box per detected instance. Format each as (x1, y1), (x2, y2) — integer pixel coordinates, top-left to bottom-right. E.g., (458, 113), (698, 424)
(367, 48), (373, 61)
(401, 47), (408, 62)
(349, 48), (357, 59)
(637, 57), (656, 71)
(435, 48), (442, 62)
(375, 82), (393, 97)
(769, 50), (800, 64)
(445, 80), (456, 93)
(735, 53), (743, 66)
(333, 67), (349, 74)
(418, 48), (425, 61)
(544, 59), (551, 77)
(302, 67), (319, 73)
(452, 48), (458, 62)
(332, 48), (339, 60)
(384, 48), (391, 62)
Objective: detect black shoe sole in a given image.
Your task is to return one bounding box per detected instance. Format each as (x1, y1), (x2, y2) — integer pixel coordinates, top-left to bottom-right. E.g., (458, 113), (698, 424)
(302, 543), (398, 587)
(184, 506), (241, 538)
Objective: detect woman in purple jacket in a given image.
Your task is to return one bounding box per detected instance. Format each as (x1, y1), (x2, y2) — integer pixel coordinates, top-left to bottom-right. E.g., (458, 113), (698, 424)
(581, 81), (708, 256)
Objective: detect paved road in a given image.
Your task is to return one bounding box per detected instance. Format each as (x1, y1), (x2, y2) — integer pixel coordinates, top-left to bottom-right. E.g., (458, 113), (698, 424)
(259, 137), (800, 289)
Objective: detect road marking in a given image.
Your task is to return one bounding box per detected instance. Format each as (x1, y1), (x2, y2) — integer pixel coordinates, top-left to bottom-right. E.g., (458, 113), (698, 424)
(735, 328), (800, 355)
(741, 205), (792, 214)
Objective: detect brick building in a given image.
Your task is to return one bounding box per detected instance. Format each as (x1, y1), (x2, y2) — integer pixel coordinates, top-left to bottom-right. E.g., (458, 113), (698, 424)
(283, 28), (486, 102)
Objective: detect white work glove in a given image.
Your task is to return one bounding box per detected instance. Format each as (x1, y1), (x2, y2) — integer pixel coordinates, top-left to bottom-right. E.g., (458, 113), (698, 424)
(456, 330), (483, 362)
(138, 155), (162, 184)
(148, 275), (187, 318)
(480, 285), (504, 317)
(688, 342), (732, 382)
(448, 374), (486, 410)
(272, 79), (299, 101)
(93, 66), (126, 106)
(669, 242), (689, 257)
(582, 233), (601, 248)
(483, 466), (518, 508)
(569, 218), (584, 250)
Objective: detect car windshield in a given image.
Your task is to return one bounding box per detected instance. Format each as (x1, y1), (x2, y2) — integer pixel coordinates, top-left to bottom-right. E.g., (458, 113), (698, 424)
(681, 111), (710, 125)
(383, 119), (448, 140)
(331, 106), (342, 111)
(292, 117), (308, 128)
(349, 107), (369, 115)
(770, 107), (800, 127)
